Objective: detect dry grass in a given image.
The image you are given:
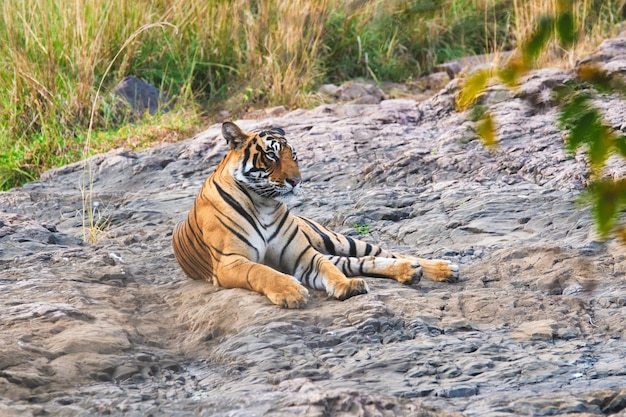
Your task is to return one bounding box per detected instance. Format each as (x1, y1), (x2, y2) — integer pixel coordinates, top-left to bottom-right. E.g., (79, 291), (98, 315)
(0, 0), (623, 191)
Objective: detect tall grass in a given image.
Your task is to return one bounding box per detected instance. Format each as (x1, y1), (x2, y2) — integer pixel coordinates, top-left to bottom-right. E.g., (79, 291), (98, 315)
(0, 0), (623, 190)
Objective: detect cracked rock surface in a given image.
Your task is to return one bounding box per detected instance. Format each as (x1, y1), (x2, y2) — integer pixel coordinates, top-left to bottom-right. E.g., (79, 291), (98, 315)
(2, 37), (626, 416)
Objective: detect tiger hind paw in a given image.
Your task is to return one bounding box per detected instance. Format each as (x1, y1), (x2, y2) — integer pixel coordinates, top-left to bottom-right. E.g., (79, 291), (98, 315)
(424, 260), (459, 283)
(396, 261), (423, 285)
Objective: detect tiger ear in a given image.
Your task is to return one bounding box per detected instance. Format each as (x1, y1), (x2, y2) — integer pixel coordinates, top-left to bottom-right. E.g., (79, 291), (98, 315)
(222, 122), (248, 150)
(270, 127), (285, 136)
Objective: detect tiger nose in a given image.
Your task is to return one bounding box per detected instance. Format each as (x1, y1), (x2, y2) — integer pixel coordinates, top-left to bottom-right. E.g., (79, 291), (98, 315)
(286, 177), (301, 187)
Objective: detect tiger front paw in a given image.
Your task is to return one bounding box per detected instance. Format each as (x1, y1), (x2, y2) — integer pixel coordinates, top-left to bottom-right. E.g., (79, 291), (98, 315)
(266, 283), (310, 309)
(329, 278), (370, 301)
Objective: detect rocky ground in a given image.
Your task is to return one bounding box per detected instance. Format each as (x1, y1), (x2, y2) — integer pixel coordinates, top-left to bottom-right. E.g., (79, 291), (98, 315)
(2, 37), (626, 416)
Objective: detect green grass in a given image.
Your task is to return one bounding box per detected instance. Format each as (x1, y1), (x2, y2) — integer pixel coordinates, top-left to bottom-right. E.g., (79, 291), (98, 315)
(0, 0), (623, 190)
(353, 222), (370, 236)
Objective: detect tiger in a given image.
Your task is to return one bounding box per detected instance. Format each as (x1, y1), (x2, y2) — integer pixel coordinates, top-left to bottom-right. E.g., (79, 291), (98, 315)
(172, 121), (459, 308)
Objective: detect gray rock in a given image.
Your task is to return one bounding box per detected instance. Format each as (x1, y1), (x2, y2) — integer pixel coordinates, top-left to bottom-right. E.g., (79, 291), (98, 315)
(112, 75), (170, 116)
(435, 51), (513, 78)
(318, 79), (385, 104)
(576, 35), (626, 76)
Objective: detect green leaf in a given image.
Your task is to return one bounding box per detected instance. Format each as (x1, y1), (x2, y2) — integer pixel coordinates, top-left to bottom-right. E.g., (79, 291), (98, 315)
(558, 90), (615, 170)
(475, 111), (497, 148)
(592, 181), (618, 237)
(614, 135), (626, 158)
(587, 126), (612, 170)
(469, 104), (487, 122)
(558, 91), (593, 150)
(456, 68), (492, 110)
(588, 179), (626, 238)
(577, 64), (613, 93)
(611, 76), (626, 99)
(556, 11), (576, 48)
(576, 64), (626, 98)
(568, 108), (606, 167)
(497, 55), (527, 87)
(552, 82), (577, 106)
(523, 15), (554, 64)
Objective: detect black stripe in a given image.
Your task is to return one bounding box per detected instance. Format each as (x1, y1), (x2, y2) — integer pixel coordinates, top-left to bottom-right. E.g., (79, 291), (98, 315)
(254, 143), (267, 164)
(268, 210), (291, 242)
(299, 254), (313, 288)
(303, 255), (317, 288)
(298, 217), (336, 254)
(334, 256), (356, 276)
(364, 243), (373, 256)
(295, 245), (312, 268)
(301, 229), (314, 246)
(313, 256), (327, 289)
(192, 200), (204, 235)
(204, 198), (249, 235)
(215, 215), (260, 259)
(341, 260), (349, 276)
(180, 218), (210, 259)
(180, 226), (214, 268)
(242, 146), (251, 170)
(173, 223), (214, 280)
(278, 225), (300, 266)
(347, 258), (357, 275)
(213, 180), (265, 242)
(347, 236), (357, 257)
(235, 181), (255, 202)
(212, 246), (247, 257)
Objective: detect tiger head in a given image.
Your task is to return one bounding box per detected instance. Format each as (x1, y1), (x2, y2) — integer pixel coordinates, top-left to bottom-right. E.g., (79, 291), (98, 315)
(221, 121), (302, 200)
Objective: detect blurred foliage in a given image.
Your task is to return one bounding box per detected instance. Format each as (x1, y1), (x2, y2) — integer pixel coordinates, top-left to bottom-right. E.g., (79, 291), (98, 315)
(457, 0), (626, 241)
(475, 111), (498, 149)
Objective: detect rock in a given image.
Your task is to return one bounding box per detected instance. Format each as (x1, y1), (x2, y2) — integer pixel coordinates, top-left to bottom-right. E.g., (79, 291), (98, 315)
(436, 384), (479, 398)
(435, 51), (513, 78)
(318, 79), (385, 104)
(576, 35), (626, 76)
(2, 36), (626, 416)
(511, 320), (558, 340)
(586, 388), (626, 414)
(266, 105), (288, 117)
(240, 105), (290, 120)
(318, 83), (340, 97)
(112, 75), (171, 116)
(421, 71), (451, 91)
(47, 324), (132, 355)
(113, 364), (141, 381)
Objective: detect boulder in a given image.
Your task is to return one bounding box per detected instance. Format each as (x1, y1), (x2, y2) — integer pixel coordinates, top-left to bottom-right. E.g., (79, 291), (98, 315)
(112, 75), (171, 116)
